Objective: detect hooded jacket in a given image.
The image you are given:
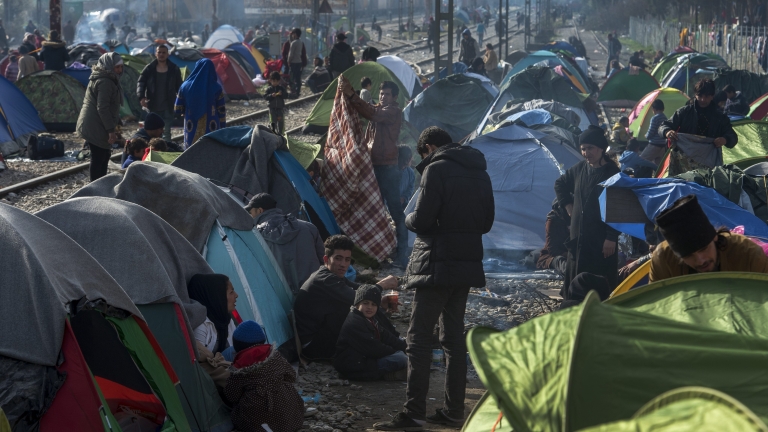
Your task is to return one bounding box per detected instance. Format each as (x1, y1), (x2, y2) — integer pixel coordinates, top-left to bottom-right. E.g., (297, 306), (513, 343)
(405, 143), (495, 289)
(334, 308), (406, 380)
(137, 59), (183, 112)
(39, 40), (69, 70)
(328, 41), (355, 74)
(76, 53), (122, 149)
(255, 208), (324, 295)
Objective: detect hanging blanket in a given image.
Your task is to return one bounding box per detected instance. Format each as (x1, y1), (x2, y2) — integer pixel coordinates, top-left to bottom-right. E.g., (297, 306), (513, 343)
(322, 76), (396, 261)
(669, 133), (723, 176)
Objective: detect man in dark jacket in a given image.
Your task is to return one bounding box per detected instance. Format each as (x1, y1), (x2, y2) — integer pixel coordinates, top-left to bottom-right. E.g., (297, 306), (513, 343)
(459, 28), (480, 66)
(63, 20), (75, 44)
(306, 57), (331, 93)
(137, 44), (183, 141)
(0, 20), (8, 52)
(293, 235), (398, 361)
(659, 79), (737, 175)
(375, 127), (494, 430)
(328, 32), (355, 78)
(605, 33), (622, 76)
(247, 193), (324, 295)
(723, 84), (750, 116)
(40, 30), (70, 71)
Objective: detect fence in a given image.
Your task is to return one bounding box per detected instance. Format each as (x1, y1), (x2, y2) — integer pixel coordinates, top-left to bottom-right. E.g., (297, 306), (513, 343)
(629, 16), (768, 76)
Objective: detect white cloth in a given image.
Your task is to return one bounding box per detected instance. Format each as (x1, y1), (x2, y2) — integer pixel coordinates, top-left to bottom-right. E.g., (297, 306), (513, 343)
(194, 317), (237, 353)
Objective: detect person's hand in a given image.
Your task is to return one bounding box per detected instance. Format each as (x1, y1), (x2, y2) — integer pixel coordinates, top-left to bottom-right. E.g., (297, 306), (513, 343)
(108, 132), (117, 144)
(565, 203), (573, 217)
(140, 98), (148, 107)
(666, 130), (678, 141)
(377, 275), (398, 290)
(603, 239), (616, 258)
(714, 137), (726, 148)
(618, 260), (640, 279)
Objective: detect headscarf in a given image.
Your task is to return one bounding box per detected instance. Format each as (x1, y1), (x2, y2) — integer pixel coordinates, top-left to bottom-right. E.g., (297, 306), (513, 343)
(188, 274), (232, 354)
(90, 52), (123, 93)
(178, 58), (223, 122)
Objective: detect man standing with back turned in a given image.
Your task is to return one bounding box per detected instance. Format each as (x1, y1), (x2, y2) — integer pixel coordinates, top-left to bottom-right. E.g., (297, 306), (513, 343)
(374, 126), (495, 430)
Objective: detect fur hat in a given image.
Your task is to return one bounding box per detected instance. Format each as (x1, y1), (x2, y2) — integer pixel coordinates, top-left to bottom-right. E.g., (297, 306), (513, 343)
(656, 194), (716, 257)
(354, 284), (381, 307)
(579, 125), (609, 150)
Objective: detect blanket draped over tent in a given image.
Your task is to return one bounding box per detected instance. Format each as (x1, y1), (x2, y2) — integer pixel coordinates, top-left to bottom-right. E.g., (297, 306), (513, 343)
(322, 78), (396, 261)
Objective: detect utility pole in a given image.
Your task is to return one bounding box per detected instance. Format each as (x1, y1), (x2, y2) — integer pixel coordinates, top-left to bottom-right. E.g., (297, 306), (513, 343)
(524, 0), (530, 50)
(497, 0), (502, 54)
(398, 0), (402, 39)
(434, 0), (453, 77)
(504, 0), (508, 58)
(312, 0), (319, 58)
(49, 0), (61, 33)
(408, 0), (414, 41)
(349, 0), (355, 47)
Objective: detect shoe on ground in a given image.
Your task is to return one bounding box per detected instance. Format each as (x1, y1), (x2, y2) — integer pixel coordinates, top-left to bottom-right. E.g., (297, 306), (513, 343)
(383, 368), (407, 381)
(373, 412), (425, 431)
(426, 408), (465, 427)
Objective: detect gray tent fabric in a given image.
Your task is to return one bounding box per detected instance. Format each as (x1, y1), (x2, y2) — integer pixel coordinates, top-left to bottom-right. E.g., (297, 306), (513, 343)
(0, 202), (141, 366)
(172, 125), (302, 215)
(36, 197), (210, 330)
(675, 133), (723, 168)
(71, 162), (254, 251)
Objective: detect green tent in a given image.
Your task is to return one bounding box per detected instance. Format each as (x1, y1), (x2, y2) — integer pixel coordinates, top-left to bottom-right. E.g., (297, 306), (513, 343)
(15, 70), (85, 132)
(287, 136), (321, 169)
(722, 119), (768, 164)
(467, 292), (768, 432)
(597, 68), (660, 107)
(147, 150), (183, 164)
(581, 387), (768, 432)
(303, 62), (409, 133)
(119, 64), (144, 118)
(628, 87), (689, 141)
(122, 54), (149, 74)
(650, 52), (686, 82)
(748, 93), (768, 120)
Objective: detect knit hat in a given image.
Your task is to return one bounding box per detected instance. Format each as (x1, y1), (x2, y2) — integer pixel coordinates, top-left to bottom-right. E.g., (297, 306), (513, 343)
(579, 125), (609, 150)
(354, 284), (381, 307)
(336, 32), (347, 40)
(232, 320), (267, 352)
(244, 193), (277, 212)
(655, 194), (716, 257)
(143, 112), (165, 131)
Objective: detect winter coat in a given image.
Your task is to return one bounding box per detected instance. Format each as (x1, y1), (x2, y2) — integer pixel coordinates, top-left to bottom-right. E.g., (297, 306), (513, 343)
(263, 84), (286, 110)
(659, 101), (738, 148)
(349, 93), (401, 166)
(334, 308), (406, 380)
(76, 69), (122, 149)
(405, 144), (495, 289)
(224, 349), (304, 432)
(306, 66), (331, 93)
(610, 121), (631, 151)
(17, 54), (38, 79)
(137, 59), (183, 112)
(39, 40), (70, 71)
(328, 42), (355, 74)
(459, 36), (481, 63)
(255, 208), (324, 295)
(725, 91), (749, 116)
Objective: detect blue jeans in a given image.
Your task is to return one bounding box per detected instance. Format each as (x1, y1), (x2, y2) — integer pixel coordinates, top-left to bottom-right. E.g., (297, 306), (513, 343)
(377, 350), (408, 374)
(373, 164), (408, 265)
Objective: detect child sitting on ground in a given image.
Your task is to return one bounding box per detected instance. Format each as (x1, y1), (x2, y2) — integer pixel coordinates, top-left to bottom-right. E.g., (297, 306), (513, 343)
(121, 137), (148, 169)
(333, 285), (407, 381)
(264, 71), (286, 135)
(610, 116), (632, 153)
(141, 137), (168, 161)
(221, 320), (267, 363)
(359, 76), (373, 103)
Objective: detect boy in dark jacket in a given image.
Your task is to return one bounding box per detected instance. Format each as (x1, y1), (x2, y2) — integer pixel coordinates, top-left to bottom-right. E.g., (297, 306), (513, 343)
(334, 285), (407, 381)
(264, 71), (286, 135)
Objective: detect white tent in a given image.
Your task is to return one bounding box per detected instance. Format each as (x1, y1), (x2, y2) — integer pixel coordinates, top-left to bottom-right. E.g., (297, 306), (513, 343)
(205, 25), (244, 50)
(377, 55), (422, 98)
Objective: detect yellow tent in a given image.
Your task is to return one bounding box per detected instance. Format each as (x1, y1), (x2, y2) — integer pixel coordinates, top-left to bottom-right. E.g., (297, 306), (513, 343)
(248, 45), (268, 76)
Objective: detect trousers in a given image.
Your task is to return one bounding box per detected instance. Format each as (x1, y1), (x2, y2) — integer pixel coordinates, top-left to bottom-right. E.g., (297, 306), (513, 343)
(373, 164), (408, 264)
(289, 63), (303, 95)
(88, 142), (111, 181)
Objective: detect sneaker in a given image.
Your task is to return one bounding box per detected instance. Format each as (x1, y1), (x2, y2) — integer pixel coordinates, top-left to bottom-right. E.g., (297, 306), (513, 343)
(426, 408), (465, 427)
(373, 412), (425, 431)
(383, 368), (407, 381)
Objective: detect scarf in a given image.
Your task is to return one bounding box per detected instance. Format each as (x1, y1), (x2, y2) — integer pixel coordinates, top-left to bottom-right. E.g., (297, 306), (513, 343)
(178, 58), (222, 122)
(188, 274), (232, 354)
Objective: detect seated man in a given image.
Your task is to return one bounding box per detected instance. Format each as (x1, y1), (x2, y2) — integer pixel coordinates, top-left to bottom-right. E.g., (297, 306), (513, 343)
(247, 193), (324, 295)
(306, 57), (331, 94)
(723, 84), (749, 116)
(536, 199), (570, 277)
(649, 194), (768, 282)
(293, 235), (398, 360)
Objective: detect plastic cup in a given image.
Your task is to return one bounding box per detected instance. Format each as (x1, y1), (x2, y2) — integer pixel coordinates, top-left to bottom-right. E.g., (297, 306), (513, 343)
(383, 290), (399, 312)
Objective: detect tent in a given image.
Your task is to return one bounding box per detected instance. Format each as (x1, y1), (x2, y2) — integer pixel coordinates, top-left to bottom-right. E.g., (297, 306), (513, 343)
(71, 162), (295, 347)
(500, 50), (589, 91)
(122, 54), (150, 74)
(545, 40), (579, 57)
(434, 61), (468, 81)
(247, 44), (269, 75)
(403, 73), (497, 142)
(303, 62), (409, 133)
(714, 70), (768, 105)
(205, 25), (244, 50)
(61, 64), (91, 87)
(201, 48), (259, 99)
(15, 70), (85, 132)
(650, 52), (687, 82)
(377, 55), (422, 98)
(748, 92), (768, 120)
(118, 61), (144, 117)
(723, 119), (768, 164)
(0, 75), (44, 155)
(37, 197), (234, 432)
(467, 292), (768, 432)
(0, 202), (188, 431)
(484, 99), (591, 134)
(628, 88), (690, 141)
(170, 48), (206, 72)
(101, 42), (130, 54)
(224, 47), (258, 79)
(597, 68), (660, 107)
(227, 42), (262, 76)
(465, 125), (583, 251)
(659, 53), (728, 92)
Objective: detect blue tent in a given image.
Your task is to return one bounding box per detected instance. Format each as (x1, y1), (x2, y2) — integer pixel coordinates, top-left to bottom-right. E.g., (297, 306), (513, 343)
(101, 42), (130, 54)
(226, 43), (261, 75)
(169, 49), (203, 73)
(599, 173), (768, 241)
(504, 109), (553, 127)
(545, 41), (579, 57)
(0, 75), (45, 143)
(61, 65), (91, 87)
(500, 50), (588, 91)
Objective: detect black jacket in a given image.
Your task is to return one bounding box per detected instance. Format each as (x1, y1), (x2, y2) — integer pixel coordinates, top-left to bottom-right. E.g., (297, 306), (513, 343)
(659, 101), (738, 148)
(333, 308), (406, 380)
(40, 41), (70, 70)
(405, 144), (495, 289)
(137, 59), (183, 112)
(725, 92), (750, 117)
(328, 42), (355, 74)
(263, 84), (286, 110)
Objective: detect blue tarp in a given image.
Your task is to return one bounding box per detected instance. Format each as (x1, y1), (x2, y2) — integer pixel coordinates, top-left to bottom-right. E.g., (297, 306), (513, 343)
(599, 173), (768, 240)
(506, 109), (553, 126)
(203, 125), (253, 148)
(61, 66), (91, 87)
(0, 75), (45, 142)
(101, 43), (130, 54)
(227, 43), (261, 75)
(434, 62), (468, 81)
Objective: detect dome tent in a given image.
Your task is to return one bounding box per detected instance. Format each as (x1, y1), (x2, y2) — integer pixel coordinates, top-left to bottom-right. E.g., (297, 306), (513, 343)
(377, 55), (422, 98)
(597, 68), (660, 107)
(15, 70), (85, 132)
(201, 48), (259, 100)
(0, 74), (44, 156)
(204, 25), (244, 50)
(628, 88), (690, 141)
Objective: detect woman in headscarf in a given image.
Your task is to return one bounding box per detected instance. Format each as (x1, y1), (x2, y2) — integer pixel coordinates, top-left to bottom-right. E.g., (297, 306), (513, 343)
(174, 58), (226, 149)
(188, 274), (238, 354)
(76, 52), (123, 181)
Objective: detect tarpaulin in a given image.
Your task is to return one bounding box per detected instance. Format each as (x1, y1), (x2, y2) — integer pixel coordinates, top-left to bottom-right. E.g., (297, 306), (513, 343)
(674, 132), (722, 168)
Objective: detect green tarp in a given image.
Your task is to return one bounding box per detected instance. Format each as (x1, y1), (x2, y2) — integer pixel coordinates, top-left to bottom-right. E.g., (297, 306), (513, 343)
(714, 70), (768, 105)
(499, 66), (585, 111)
(286, 137), (321, 169)
(15, 70), (85, 131)
(468, 292), (768, 432)
(148, 150), (183, 164)
(597, 69), (660, 107)
(723, 119), (768, 164)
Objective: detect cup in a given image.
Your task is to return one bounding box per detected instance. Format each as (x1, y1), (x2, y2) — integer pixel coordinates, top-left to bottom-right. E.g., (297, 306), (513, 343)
(383, 290), (399, 312)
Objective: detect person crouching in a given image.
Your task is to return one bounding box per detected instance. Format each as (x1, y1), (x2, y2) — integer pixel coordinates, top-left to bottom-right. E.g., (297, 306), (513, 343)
(334, 285), (408, 381)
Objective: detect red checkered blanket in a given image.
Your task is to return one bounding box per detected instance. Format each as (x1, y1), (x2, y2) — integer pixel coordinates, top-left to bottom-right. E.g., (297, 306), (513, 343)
(322, 76), (396, 261)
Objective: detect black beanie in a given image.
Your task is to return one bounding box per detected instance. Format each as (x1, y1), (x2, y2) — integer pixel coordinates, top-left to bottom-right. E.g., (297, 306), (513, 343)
(579, 125), (609, 150)
(244, 193), (277, 212)
(656, 195), (716, 257)
(354, 284), (382, 307)
(144, 112), (165, 131)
